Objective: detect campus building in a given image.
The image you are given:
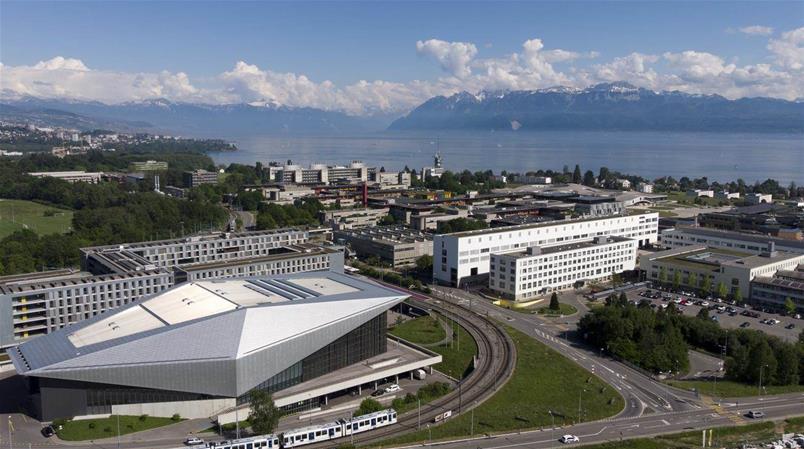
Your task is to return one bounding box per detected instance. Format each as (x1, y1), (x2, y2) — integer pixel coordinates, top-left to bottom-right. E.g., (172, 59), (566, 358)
(751, 265), (804, 313)
(8, 272), (440, 421)
(269, 161), (371, 185)
(27, 171), (103, 184)
(661, 226), (804, 255)
(319, 207), (390, 230)
(433, 212), (659, 287)
(183, 169), (219, 187)
(334, 226), (433, 267)
(639, 244), (804, 301)
(489, 236), (638, 301)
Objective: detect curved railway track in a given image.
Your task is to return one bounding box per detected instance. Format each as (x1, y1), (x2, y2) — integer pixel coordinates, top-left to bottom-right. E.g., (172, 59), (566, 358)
(312, 285), (517, 447)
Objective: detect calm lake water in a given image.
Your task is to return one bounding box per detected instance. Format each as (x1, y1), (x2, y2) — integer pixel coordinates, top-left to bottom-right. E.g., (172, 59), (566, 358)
(209, 131), (804, 184)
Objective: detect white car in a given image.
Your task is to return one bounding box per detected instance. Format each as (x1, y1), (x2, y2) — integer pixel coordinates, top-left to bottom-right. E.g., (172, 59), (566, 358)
(184, 437), (204, 446)
(560, 435), (580, 443)
(700, 301), (710, 307)
(385, 384), (401, 394)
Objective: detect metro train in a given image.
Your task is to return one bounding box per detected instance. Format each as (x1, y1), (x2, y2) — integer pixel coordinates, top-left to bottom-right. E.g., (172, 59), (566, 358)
(190, 408), (397, 449)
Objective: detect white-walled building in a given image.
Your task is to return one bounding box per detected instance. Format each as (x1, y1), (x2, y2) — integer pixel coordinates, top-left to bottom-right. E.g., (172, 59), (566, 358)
(489, 236), (638, 301)
(637, 182), (654, 193)
(433, 212), (659, 286)
(715, 191), (741, 200)
(686, 189), (715, 198)
(746, 193), (773, 205)
(661, 226), (804, 255)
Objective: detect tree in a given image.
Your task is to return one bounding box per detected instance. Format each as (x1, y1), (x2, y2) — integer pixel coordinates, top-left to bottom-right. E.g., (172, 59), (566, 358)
(549, 292), (560, 311)
(248, 390), (281, 435)
(732, 287), (743, 305)
(701, 276), (712, 296)
(379, 214), (396, 225)
(785, 297), (797, 316)
(717, 282), (728, 299)
(672, 271), (682, 290)
(415, 254), (433, 272)
(696, 308), (710, 320)
(611, 271), (623, 288)
(354, 398), (383, 417)
(582, 170), (596, 187)
(658, 266), (667, 285)
(572, 165), (582, 184)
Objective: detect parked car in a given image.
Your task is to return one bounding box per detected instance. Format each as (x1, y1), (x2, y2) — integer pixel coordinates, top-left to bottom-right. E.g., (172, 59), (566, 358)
(371, 389), (385, 397)
(740, 322), (751, 328)
(746, 410), (765, 419)
(786, 323), (796, 330)
(41, 426), (55, 438)
(700, 301), (710, 307)
(560, 435), (580, 443)
(385, 384), (401, 394)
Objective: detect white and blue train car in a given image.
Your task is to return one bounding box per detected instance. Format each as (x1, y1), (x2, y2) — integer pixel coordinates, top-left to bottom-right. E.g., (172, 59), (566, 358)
(341, 409), (397, 437)
(205, 434), (280, 449)
(282, 420), (344, 448)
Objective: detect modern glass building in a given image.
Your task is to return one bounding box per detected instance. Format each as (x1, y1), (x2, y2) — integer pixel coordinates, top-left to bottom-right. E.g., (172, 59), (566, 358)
(7, 271), (410, 421)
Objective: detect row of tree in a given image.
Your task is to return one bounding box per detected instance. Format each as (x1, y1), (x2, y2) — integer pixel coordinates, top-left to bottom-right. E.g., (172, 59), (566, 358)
(579, 295), (803, 386)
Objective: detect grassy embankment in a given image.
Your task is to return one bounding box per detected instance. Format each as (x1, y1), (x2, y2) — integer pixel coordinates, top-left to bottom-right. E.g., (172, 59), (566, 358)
(380, 326), (624, 446)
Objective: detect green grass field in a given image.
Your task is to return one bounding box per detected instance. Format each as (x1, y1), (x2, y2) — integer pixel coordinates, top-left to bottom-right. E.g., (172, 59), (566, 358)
(667, 379), (804, 398)
(379, 326), (624, 446)
(390, 314), (478, 380)
(56, 415), (182, 441)
(577, 417), (804, 449)
(537, 303), (578, 316)
(0, 199), (73, 238)
(389, 315), (447, 345)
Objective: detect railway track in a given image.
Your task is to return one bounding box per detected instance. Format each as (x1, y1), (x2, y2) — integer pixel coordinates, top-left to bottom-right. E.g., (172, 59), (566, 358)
(328, 284), (517, 447)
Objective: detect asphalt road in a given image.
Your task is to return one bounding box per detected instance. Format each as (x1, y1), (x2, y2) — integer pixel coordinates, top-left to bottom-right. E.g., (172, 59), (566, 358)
(405, 393), (804, 449)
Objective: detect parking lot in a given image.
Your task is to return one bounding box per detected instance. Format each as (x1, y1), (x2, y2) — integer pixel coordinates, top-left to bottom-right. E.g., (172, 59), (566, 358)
(621, 287), (801, 342)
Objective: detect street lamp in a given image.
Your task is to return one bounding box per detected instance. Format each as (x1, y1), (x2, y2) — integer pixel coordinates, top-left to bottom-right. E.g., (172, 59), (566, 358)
(758, 363), (769, 396)
(548, 410), (555, 443)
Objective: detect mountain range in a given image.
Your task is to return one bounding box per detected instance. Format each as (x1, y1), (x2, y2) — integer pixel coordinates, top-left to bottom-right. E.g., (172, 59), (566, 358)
(2, 82), (802, 136)
(388, 82), (804, 133)
(0, 95), (391, 136)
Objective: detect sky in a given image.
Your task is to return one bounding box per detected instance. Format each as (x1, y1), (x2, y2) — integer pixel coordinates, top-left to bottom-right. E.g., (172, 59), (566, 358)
(1, 1), (803, 115)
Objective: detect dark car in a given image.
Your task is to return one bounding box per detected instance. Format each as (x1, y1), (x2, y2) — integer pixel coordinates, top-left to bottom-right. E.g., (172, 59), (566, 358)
(41, 426), (55, 438)
(786, 323), (796, 330)
(740, 322), (751, 328)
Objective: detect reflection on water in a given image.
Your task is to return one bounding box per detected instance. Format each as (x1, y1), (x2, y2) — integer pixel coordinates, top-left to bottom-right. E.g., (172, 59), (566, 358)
(209, 130), (804, 183)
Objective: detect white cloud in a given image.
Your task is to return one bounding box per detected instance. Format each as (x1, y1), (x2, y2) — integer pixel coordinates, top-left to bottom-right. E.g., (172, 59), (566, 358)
(416, 39), (478, 78)
(2, 28), (803, 115)
(739, 25), (774, 36)
(768, 27), (804, 70)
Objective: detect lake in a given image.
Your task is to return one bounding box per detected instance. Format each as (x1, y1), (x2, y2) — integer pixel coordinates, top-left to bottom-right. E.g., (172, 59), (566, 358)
(208, 131), (804, 184)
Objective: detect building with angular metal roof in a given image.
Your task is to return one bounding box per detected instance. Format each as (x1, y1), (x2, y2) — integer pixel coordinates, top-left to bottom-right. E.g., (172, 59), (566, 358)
(8, 271), (420, 421)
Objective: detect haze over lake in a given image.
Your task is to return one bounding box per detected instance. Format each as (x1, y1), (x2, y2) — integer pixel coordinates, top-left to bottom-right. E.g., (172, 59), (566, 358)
(209, 131), (804, 184)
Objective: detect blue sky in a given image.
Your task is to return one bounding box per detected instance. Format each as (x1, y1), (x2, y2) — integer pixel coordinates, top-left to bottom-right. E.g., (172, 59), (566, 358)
(1, 1), (802, 113)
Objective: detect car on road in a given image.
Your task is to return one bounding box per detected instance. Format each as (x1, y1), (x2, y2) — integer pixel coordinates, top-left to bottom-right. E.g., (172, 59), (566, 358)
(746, 410), (765, 419)
(41, 426), (56, 438)
(184, 437), (204, 446)
(385, 384), (401, 394)
(560, 435), (580, 443)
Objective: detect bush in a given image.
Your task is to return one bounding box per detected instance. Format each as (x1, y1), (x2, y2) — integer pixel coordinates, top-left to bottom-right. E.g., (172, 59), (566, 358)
(354, 398), (383, 417)
(138, 414), (148, 422)
(88, 422), (96, 429)
(171, 413), (181, 421)
(103, 426), (112, 433)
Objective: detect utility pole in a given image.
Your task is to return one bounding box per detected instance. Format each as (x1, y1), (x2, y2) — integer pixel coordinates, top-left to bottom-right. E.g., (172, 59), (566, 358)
(549, 410), (555, 443)
(417, 397), (421, 430)
(116, 414), (120, 449)
(470, 405), (474, 437)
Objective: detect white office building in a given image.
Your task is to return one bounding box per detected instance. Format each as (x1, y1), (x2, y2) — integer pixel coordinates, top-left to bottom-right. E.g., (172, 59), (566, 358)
(661, 226), (804, 256)
(433, 212), (659, 286)
(489, 236), (638, 301)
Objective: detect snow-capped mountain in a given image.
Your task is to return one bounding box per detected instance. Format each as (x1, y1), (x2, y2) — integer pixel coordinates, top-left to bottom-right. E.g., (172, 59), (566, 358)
(389, 82), (804, 132)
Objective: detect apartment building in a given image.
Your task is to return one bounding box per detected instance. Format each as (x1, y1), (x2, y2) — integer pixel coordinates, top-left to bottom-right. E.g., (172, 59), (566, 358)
(174, 244), (344, 283)
(489, 236), (637, 301)
(0, 269), (172, 349)
(81, 229), (310, 271)
(183, 169), (219, 187)
(433, 212), (659, 286)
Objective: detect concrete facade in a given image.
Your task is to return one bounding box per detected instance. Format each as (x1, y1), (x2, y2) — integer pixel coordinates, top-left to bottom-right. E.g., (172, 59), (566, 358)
(434, 212), (659, 287)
